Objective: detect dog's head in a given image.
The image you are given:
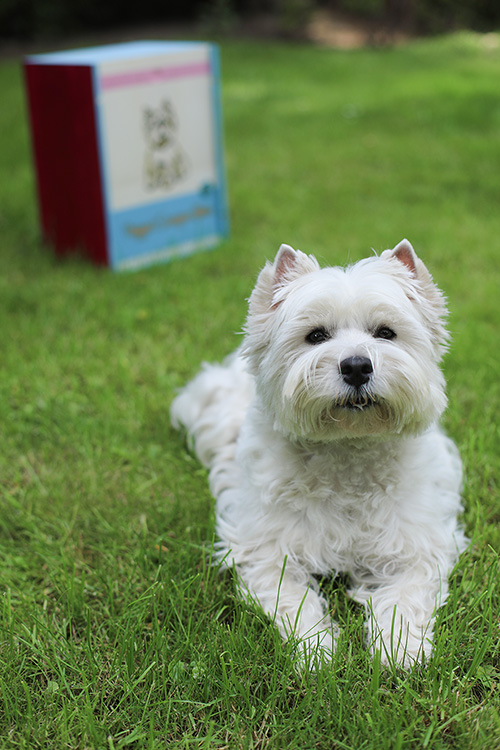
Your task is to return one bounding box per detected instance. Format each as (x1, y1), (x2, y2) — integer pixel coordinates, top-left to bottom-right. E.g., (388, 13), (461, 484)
(242, 240), (450, 442)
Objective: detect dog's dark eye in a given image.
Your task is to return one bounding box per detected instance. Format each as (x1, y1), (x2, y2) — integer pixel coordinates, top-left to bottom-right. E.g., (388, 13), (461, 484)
(375, 326), (396, 340)
(306, 328), (330, 345)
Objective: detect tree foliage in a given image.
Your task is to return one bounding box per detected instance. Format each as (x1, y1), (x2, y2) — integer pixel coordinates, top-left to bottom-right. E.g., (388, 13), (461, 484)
(336, 0), (500, 34)
(1, 0), (499, 42)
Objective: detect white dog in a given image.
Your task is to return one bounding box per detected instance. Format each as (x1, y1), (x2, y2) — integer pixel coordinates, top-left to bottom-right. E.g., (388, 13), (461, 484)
(171, 240), (467, 668)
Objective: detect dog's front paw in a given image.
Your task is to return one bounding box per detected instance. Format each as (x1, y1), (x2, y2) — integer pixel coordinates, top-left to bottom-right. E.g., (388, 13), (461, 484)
(291, 622), (339, 671)
(367, 617), (433, 669)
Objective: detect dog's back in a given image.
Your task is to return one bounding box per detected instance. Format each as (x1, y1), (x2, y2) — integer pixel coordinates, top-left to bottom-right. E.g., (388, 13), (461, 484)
(170, 351), (253, 473)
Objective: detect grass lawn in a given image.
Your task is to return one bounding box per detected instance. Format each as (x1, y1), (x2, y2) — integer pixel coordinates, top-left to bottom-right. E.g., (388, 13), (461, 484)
(1, 29), (500, 749)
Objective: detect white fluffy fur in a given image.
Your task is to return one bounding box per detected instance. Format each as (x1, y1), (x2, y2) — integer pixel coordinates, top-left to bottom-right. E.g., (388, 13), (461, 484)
(171, 239), (467, 668)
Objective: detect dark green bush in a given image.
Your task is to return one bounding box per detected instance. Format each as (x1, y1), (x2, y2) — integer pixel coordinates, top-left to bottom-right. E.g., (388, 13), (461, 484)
(1, 0), (499, 41)
(0, 0), (202, 40)
(335, 0), (500, 33)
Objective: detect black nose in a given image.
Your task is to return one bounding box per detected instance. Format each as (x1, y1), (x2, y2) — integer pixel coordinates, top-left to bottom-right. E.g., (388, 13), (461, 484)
(339, 356), (373, 388)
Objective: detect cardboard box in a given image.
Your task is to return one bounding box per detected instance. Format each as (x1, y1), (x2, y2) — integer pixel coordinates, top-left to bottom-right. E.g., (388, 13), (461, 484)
(24, 41), (229, 270)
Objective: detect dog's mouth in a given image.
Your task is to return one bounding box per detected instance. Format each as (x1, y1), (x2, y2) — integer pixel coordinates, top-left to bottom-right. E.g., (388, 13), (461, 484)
(335, 392), (378, 411)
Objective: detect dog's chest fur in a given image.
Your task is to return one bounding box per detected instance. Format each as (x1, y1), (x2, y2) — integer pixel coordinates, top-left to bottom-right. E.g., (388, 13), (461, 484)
(234, 405), (418, 575)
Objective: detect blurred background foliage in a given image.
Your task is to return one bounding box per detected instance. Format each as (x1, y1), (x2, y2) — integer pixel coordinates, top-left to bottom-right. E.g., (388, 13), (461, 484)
(1, 0), (499, 43)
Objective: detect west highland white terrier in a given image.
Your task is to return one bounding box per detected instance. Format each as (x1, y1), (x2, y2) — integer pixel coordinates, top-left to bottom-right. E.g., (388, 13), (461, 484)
(171, 239), (467, 668)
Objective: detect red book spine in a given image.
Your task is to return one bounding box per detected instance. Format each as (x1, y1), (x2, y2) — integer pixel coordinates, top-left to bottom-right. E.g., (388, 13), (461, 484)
(24, 62), (109, 265)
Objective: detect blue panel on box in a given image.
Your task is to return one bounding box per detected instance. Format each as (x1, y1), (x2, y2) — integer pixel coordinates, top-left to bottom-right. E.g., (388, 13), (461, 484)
(107, 187), (225, 270)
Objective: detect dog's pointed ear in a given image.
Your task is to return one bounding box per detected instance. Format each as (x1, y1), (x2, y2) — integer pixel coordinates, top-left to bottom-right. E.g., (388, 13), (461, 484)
(273, 244), (299, 289)
(242, 245), (320, 373)
(249, 244), (320, 317)
(381, 239), (424, 280)
(271, 244), (320, 299)
(389, 239), (418, 276)
(382, 239), (450, 352)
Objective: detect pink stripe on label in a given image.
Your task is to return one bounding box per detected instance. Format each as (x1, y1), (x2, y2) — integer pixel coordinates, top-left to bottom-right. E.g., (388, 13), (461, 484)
(100, 60), (210, 90)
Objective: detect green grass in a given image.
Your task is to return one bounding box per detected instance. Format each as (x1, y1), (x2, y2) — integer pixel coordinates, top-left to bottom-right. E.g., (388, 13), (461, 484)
(1, 30), (500, 749)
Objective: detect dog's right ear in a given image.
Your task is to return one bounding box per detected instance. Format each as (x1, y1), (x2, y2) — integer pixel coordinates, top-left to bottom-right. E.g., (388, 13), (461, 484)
(249, 245), (320, 317)
(271, 244), (320, 302)
(242, 245), (320, 372)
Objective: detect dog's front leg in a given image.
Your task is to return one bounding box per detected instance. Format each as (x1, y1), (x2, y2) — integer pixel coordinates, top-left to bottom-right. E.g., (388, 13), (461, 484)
(354, 566), (448, 668)
(236, 554), (338, 666)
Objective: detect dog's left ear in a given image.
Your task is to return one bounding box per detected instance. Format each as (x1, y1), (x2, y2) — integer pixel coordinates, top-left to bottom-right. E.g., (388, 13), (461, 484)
(388, 238), (418, 276)
(382, 239), (450, 352)
(382, 238), (442, 290)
